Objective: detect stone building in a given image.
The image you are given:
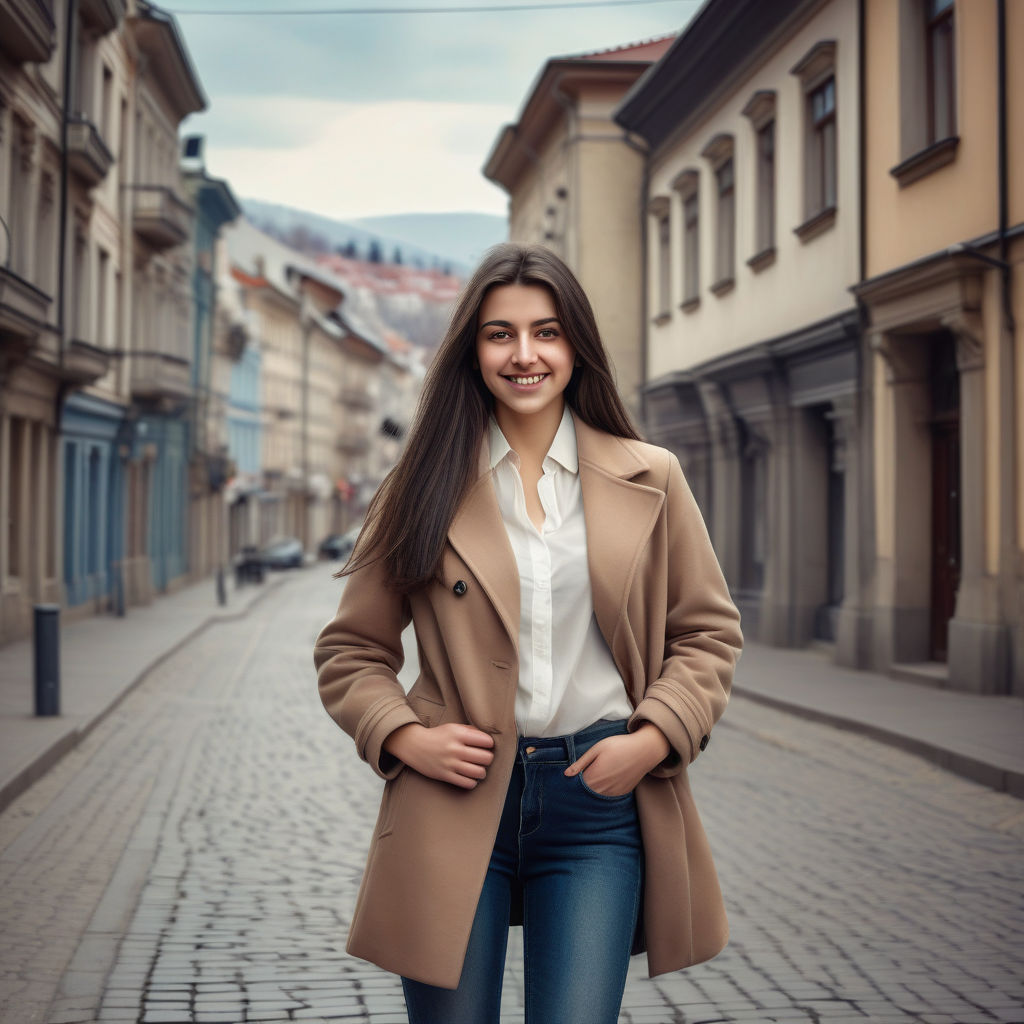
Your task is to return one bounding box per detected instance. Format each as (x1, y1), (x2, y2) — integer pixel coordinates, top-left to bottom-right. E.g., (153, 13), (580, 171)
(853, 0), (1022, 693)
(483, 35), (675, 416)
(615, 0), (864, 652)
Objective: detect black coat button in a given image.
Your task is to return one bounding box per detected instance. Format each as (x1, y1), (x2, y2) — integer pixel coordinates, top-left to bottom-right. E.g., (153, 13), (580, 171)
(699, 734), (709, 751)
(453, 580), (468, 596)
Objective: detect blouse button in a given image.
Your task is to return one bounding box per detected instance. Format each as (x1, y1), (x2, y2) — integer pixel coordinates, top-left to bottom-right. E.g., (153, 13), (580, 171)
(453, 580), (468, 597)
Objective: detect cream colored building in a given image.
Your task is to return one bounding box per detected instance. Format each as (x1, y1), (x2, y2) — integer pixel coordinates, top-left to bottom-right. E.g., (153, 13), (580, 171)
(616, 0), (863, 652)
(853, 0), (1022, 694)
(223, 219), (397, 553)
(483, 36), (674, 416)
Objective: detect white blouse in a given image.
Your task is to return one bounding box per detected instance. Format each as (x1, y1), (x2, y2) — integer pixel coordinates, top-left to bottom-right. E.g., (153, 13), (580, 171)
(488, 407), (635, 738)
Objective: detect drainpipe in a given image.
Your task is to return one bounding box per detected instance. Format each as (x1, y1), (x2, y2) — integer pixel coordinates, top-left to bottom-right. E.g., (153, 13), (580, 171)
(54, 0), (78, 427)
(995, 0), (1018, 688)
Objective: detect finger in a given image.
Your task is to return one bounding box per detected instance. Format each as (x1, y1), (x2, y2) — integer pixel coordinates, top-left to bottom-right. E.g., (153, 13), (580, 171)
(461, 746), (495, 766)
(459, 761), (487, 781)
(457, 727), (494, 748)
(565, 748), (598, 776)
(446, 772), (478, 790)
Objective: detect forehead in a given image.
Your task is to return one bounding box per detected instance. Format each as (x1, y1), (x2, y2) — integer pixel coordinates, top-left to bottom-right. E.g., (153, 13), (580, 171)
(477, 282), (557, 324)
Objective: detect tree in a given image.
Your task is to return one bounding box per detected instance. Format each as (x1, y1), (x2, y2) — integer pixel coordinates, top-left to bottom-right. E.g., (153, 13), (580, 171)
(368, 239), (383, 263)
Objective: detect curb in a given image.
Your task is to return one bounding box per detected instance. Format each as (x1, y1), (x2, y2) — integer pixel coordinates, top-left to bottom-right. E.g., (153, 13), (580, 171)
(0, 575), (291, 817)
(732, 684), (1024, 800)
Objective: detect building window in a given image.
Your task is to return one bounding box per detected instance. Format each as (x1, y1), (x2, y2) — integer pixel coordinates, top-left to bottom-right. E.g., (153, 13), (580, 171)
(715, 159), (735, 286)
(683, 193), (699, 302)
(671, 170), (700, 309)
(791, 40), (838, 242)
(757, 123), (775, 248)
(926, 0), (955, 143)
(648, 195), (671, 322)
(808, 78), (837, 214)
(891, 0), (959, 186)
(742, 89), (777, 271)
(700, 135), (734, 296)
(97, 248), (109, 347)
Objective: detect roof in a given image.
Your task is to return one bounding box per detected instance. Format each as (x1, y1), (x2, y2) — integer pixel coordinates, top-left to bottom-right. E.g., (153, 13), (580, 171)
(572, 34), (677, 63)
(316, 253), (463, 305)
(224, 218), (348, 308)
(614, 0), (817, 150)
(483, 33), (677, 191)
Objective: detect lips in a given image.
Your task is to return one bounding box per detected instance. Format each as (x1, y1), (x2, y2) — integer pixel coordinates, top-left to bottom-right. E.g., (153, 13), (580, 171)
(503, 373), (549, 386)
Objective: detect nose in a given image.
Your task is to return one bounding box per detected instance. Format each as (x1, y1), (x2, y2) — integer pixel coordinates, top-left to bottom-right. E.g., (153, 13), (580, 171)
(512, 331), (538, 367)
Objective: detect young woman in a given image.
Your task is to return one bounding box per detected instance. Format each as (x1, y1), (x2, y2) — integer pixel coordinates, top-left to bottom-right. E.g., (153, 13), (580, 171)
(314, 243), (742, 1024)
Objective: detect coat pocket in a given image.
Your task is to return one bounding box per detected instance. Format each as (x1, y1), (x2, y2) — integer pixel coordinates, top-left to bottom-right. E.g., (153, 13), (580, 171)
(376, 770), (408, 839)
(408, 693), (446, 728)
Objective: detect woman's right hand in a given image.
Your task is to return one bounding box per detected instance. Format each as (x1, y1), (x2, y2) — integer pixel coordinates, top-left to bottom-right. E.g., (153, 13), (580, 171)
(383, 723), (495, 789)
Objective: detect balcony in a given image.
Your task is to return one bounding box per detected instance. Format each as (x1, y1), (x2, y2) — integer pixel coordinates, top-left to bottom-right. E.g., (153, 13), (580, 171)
(130, 350), (191, 403)
(0, 0), (56, 64)
(339, 386), (376, 410)
(79, 0), (124, 34)
(0, 266), (51, 347)
(62, 338), (112, 385)
(129, 185), (194, 251)
(67, 117), (114, 188)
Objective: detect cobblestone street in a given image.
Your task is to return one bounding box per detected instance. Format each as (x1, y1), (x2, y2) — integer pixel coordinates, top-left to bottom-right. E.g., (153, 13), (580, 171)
(1, 568), (1022, 1024)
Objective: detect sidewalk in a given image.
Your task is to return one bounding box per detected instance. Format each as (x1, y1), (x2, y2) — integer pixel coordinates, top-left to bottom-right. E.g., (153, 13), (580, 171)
(733, 641), (1024, 798)
(0, 570), (290, 814)
(1, 577), (1021, 814)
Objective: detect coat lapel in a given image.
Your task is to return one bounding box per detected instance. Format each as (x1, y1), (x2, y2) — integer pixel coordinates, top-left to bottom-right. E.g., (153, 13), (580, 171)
(447, 445), (520, 652)
(446, 413), (665, 680)
(573, 413), (665, 693)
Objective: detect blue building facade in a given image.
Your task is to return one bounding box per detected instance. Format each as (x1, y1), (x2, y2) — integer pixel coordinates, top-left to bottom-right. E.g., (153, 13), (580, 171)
(60, 393), (127, 609)
(228, 343), (262, 476)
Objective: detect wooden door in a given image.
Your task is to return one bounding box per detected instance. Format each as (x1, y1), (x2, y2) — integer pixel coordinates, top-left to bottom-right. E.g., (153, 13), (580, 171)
(929, 415), (960, 661)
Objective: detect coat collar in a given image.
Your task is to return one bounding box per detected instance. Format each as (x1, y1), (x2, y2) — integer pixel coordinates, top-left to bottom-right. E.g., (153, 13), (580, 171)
(449, 409), (664, 688)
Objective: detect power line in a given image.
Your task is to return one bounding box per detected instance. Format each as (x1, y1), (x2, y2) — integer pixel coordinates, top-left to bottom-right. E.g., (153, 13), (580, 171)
(167, 0), (686, 16)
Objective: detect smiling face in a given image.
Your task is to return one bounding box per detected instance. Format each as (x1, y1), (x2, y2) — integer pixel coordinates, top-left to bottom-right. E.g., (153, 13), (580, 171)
(474, 282), (576, 432)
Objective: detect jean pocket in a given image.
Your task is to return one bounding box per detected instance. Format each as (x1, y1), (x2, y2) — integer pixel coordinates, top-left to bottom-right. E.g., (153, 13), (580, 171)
(576, 771), (635, 802)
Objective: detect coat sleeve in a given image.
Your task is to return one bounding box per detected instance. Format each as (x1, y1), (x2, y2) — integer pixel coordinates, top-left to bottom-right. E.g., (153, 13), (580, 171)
(313, 553), (422, 781)
(627, 452), (743, 774)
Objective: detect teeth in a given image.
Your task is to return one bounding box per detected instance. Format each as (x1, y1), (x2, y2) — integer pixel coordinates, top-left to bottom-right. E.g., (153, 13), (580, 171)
(508, 374), (545, 385)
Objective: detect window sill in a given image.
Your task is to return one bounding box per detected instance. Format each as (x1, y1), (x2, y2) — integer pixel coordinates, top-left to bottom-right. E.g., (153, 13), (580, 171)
(710, 276), (735, 298)
(652, 311), (671, 326)
(680, 296), (700, 314)
(794, 205), (836, 244)
(746, 247), (776, 273)
(889, 136), (959, 188)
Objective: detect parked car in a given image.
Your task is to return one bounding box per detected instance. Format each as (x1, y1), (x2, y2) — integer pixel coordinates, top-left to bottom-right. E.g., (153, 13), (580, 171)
(319, 524), (362, 561)
(261, 536), (304, 569)
(234, 544), (265, 585)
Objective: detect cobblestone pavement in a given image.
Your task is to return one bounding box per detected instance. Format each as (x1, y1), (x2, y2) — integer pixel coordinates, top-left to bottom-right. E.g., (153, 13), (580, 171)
(1, 569), (1022, 1024)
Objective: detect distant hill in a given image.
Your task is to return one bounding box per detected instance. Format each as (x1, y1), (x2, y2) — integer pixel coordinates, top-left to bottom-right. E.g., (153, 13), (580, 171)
(241, 199), (507, 275)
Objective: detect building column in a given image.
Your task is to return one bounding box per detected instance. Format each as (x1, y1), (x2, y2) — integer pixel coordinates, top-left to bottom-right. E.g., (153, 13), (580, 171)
(869, 330), (932, 669)
(833, 391), (874, 668)
(944, 312), (1011, 692)
(748, 407), (793, 646)
(697, 381), (741, 586)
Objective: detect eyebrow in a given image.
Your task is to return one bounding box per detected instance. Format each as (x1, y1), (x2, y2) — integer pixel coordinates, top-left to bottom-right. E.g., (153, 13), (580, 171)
(478, 317), (561, 330)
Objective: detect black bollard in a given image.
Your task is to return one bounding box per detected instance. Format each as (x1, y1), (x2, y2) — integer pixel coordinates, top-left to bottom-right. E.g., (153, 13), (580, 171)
(216, 566), (227, 606)
(34, 604), (60, 716)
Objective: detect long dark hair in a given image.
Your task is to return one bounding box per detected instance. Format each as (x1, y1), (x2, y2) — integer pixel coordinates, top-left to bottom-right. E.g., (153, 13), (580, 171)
(339, 242), (642, 591)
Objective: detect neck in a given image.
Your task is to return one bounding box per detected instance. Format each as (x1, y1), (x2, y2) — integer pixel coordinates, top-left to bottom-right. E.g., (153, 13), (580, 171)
(494, 399), (565, 463)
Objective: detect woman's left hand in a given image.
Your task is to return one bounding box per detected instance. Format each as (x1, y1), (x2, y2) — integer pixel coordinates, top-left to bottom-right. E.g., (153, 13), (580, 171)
(564, 723), (671, 797)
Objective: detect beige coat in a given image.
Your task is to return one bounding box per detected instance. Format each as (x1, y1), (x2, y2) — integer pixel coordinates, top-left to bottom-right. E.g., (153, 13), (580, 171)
(314, 413), (743, 989)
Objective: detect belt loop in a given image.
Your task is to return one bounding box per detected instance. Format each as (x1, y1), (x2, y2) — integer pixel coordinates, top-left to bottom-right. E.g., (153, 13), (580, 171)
(566, 733), (576, 763)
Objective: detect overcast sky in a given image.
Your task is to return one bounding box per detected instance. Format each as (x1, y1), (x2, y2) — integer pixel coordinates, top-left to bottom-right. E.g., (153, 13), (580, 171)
(168, 0), (701, 220)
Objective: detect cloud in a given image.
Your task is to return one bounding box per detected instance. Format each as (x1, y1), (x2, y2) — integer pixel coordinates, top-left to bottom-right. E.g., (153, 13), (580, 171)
(196, 97), (514, 217)
(173, 3), (697, 106)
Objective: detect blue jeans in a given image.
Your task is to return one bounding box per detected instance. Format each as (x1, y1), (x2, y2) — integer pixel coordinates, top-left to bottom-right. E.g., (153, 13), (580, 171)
(402, 719), (643, 1024)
